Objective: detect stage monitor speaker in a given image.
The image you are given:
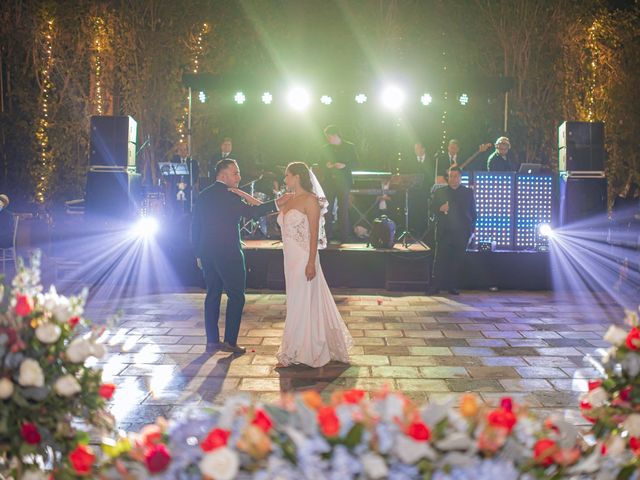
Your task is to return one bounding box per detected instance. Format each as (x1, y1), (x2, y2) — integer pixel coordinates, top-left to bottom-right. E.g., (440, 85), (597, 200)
(558, 121), (605, 172)
(85, 170), (141, 219)
(89, 116), (137, 168)
(559, 175), (607, 226)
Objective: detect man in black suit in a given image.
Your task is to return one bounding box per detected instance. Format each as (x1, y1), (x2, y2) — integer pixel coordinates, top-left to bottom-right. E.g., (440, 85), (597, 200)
(322, 125), (359, 242)
(433, 139), (462, 185)
(0, 194), (14, 248)
(399, 141), (432, 236)
(192, 159), (292, 353)
(426, 166), (477, 295)
(208, 137), (234, 178)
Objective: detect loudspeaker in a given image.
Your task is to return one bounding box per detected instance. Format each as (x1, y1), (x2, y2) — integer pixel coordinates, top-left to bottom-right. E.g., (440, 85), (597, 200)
(85, 170), (141, 219)
(89, 116), (137, 168)
(558, 121), (605, 172)
(559, 175), (607, 225)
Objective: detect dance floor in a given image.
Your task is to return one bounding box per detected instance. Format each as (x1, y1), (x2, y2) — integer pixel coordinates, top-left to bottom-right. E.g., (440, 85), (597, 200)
(86, 289), (621, 431)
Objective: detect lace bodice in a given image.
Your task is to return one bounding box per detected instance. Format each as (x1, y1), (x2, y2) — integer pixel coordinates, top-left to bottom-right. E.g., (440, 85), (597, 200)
(278, 209), (310, 249)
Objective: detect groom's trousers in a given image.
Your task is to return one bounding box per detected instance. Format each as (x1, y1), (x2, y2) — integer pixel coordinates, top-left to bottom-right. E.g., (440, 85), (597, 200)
(201, 251), (246, 346)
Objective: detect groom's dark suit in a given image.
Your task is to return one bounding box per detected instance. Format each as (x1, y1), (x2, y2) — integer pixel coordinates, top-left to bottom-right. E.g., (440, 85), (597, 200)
(191, 181), (278, 345)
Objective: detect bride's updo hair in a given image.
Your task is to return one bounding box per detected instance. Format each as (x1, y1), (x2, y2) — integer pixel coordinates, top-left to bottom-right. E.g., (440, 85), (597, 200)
(286, 162), (314, 193)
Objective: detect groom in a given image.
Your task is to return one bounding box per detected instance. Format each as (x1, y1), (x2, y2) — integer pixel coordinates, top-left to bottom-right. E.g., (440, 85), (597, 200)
(192, 159), (292, 353)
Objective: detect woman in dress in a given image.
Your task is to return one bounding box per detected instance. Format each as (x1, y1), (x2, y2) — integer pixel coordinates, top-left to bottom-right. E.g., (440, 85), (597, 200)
(231, 162), (353, 368)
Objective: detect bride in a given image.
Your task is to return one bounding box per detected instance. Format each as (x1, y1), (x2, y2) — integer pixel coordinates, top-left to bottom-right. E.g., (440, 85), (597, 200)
(231, 162), (353, 368)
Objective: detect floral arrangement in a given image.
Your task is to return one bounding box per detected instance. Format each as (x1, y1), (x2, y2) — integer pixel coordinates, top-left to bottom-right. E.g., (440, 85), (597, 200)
(0, 254), (115, 478)
(2, 256), (640, 479)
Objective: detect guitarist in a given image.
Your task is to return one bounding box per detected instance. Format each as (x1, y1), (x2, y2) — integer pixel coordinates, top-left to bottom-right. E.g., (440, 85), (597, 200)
(434, 140), (493, 185)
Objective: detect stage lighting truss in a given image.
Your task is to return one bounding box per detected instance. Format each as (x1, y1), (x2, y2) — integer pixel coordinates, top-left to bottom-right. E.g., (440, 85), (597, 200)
(514, 175), (553, 250)
(355, 93), (368, 104)
(420, 93), (433, 106)
(320, 95), (333, 105)
(234, 91), (246, 104)
(473, 173), (513, 249)
(261, 92), (273, 104)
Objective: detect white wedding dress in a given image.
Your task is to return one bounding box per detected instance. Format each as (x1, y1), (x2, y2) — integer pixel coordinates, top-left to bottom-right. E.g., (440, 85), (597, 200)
(276, 209), (353, 367)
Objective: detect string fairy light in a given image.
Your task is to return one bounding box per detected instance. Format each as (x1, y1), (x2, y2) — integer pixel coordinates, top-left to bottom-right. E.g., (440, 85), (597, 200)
(91, 17), (108, 115)
(177, 22), (210, 144)
(586, 19), (600, 122)
(35, 17), (55, 204)
(439, 30), (449, 154)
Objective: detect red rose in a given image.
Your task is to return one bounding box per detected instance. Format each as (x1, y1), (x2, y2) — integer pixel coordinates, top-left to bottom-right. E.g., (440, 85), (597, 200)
(252, 409), (273, 433)
(317, 406), (340, 437)
(487, 408), (517, 432)
(580, 400), (596, 423)
(588, 380), (603, 391)
(500, 397), (513, 412)
(68, 316), (80, 328)
(406, 420), (431, 442)
(629, 437), (640, 455)
(620, 386), (632, 402)
(144, 443), (171, 473)
(98, 383), (116, 400)
(20, 423), (41, 445)
(343, 389), (366, 404)
(533, 438), (558, 467)
(626, 328), (640, 350)
(200, 428), (230, 452)
(69, 444), (96, 476)
(15, 294), (34, 317)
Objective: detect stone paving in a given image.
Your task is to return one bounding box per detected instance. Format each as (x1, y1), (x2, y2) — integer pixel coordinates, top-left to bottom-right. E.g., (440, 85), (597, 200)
(85, 290), (623, 431)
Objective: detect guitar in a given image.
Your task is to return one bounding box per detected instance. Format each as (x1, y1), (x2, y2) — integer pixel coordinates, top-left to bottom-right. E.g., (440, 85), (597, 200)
(435, 143), (492, 184)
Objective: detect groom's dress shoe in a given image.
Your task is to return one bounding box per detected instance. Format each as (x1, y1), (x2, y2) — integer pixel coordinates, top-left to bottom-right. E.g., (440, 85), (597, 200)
(220, 342), (246, 354)
(205, 342), (223, 353)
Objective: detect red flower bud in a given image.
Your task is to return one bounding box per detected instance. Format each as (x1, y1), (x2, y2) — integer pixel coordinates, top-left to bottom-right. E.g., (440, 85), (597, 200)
(500, 397), (513, 412)
(69, 316), (80, 328)
(588, 380), (603, 391)
(15, 294), (34, 317)
(406, 420), (431, 442)
(20, 423), (41, 445)
(629, 437), (640, 455)
(200, 428), (230, 452)
(620, 386), (632, 402)
(144, 443), (171, 473)
(317, 406), (341, 437)
(487, 407), (517, 432)
(252, 409), (273, 433)
(533, 438), (557, 467)
(343, 389), (366, 404)
(69, 444), (96, 476)
(626, 328), (640, 351)
(98, 383), (116, 400)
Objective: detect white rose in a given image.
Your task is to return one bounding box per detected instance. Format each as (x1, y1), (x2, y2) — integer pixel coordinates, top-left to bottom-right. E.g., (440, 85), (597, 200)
(361, 452), (388, 479)
(604, 325), (628, 346)
(66, 337), (92, 363)
(394, 435), (437, 464)
(18, 358), (45, 388)
(54, 374), (81, 397)
(21, 469), (49, 480)
(606, 435), (627, 456)
(623, 414), (640, 437)
(90, 342), (107, 359)
(584, 387), (608, 408)
(0, 377), (14, 399)
(41, 286), (73, 322)
(35, 322), (62, 344)
(199, 447), (239, 480)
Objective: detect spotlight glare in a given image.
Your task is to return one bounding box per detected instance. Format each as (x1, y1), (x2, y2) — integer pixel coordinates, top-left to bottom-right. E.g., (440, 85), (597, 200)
(381, 85), (405, 110)
(198, 91), (206, 103)
(355, 93), (367, 104)
(459, 93), (469, 106)
(234, 91), (246, 104)
(539, 223), (553, 238)
(132, 217), (159, 238)
(287, 87), (311, 111)
(261, 92), (273, 104)
(420, 93), (433, 106)
(320, 95), (332, 105)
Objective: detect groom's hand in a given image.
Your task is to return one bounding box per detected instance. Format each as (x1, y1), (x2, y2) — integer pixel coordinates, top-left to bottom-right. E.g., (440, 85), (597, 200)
(305, 262), (316, 281)
(276, 192), (294, 207)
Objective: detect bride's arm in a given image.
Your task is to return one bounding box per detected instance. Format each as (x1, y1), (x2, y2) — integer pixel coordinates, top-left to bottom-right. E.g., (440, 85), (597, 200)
(305, 197), (321, 281)
(228, 188), (262, 206)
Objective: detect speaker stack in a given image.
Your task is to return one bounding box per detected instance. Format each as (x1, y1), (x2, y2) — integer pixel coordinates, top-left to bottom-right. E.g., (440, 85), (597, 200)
(558, 121), (607, 225)
(85, 116), (141, 220)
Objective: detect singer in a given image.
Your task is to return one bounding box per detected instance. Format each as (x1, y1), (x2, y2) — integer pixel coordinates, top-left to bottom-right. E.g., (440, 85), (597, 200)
(426, 166), (476, 296)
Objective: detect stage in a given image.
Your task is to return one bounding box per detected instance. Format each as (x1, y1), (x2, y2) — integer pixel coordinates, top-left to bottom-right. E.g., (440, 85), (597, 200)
(242, 240), (551, 291)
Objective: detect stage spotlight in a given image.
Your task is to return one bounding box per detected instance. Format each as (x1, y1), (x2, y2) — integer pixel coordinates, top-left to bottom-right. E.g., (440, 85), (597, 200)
(261, 92), (273, 104)
(420, 93), (433, 106)
(198, 91), (206, 103)
(459, 93), (469, 106)
(234, 91), (246, 104)
(539, 223), (553, 238)
(381, 86), (405, 110)
(131, 217), (159, 238)
(355, 93), (367, 104)
(320, 95), (333, 105)
(287, 87), (311, 111)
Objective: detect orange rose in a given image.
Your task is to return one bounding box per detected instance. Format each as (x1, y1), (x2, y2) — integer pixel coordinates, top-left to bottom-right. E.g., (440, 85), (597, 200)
(460, 394), (479, 418)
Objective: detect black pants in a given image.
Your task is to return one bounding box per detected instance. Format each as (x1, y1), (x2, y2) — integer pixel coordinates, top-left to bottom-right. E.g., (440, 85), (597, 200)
(325, 182), (351, 242)
(430, 231), (470, 290)
(201, 252), (246, 345)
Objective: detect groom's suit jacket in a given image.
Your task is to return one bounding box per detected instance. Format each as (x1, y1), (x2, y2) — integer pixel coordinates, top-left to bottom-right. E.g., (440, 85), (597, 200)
(191, 181), (278, 259)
